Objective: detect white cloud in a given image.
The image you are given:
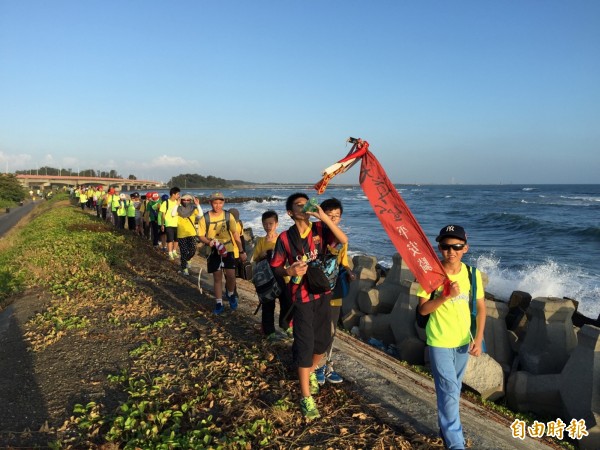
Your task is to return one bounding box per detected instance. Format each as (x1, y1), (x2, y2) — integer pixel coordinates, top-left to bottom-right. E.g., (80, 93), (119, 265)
(138, 155), (201, 169)
(0, 151), (33, 168)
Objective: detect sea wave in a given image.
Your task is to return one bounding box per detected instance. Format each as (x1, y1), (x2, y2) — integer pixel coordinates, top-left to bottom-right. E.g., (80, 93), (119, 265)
(474, 254), (599, 318)
(478, 212), (600, 241)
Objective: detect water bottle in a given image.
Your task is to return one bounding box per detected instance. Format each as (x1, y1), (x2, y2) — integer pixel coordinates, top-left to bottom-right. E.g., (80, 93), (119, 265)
(302, 197), (319, 213)
(213, 240), (228, 257)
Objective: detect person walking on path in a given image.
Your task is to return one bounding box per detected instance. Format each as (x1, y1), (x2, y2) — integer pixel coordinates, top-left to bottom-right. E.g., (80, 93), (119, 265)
(197, 192), (247, 314)
(146, 192), (161, 248)
(176, 193), (202, 276)
(159, 187), (181, 260)
(251, 210), (292, 340)
(270, 193), (348, 420)
(416, 224), (486, 450)
(315, 198), (355, 385)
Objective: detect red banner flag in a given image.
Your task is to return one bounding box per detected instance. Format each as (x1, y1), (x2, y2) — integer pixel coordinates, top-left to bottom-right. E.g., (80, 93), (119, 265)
(314, 139), (448, 294)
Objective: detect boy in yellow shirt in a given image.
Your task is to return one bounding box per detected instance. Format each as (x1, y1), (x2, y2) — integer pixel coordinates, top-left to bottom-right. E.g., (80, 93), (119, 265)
(416, 225), (486, 450)
(251, 210), (292, 339)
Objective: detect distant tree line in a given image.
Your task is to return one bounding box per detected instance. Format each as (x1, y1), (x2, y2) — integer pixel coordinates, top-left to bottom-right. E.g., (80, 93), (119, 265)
(14, 167), (245, 187)
(169, 173), (231, 188)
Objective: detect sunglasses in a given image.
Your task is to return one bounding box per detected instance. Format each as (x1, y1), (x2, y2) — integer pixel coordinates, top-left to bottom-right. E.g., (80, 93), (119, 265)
(439, 243), (466, 251)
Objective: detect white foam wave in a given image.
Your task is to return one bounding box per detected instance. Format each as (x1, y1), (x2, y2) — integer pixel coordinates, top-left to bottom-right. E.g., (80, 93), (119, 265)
(474, 254), (599, 318)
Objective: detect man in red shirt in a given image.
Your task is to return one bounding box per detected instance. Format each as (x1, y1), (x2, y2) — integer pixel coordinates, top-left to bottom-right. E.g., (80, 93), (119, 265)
(270, 193), (348, 419)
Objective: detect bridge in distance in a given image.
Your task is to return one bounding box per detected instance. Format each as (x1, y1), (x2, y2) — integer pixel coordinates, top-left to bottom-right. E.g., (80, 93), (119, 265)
(15, 174), (166, 191)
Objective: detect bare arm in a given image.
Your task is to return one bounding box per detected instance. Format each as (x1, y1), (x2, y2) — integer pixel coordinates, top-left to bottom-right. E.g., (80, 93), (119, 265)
(417, 282), (460, 315)
(307, 205), (348, 244)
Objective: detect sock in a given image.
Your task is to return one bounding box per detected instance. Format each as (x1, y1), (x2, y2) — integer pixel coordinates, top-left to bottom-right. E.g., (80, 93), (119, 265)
(227, 291), (235, 297)
(216, 299), (223, 305)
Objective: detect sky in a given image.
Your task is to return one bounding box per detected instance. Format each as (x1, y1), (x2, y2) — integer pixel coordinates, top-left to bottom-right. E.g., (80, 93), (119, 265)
(1, 1), (599, 185)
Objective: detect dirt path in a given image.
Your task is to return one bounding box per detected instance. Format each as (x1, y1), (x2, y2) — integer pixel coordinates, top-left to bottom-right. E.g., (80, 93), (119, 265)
(0, 203), (558, 449)
(225, 266), (556, 450)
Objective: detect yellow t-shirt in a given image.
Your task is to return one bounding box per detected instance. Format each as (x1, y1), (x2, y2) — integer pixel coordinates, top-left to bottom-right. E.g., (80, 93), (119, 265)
(416, 263), (484, 349)
(159, 199), (179, 227)
(197, 211), (238, 254)
(177, 214), (198, 239)
(252, 235), (290, 284)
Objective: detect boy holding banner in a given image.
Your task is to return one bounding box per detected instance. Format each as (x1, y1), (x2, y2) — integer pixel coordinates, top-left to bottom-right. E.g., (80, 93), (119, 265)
(416, 225), (486, 450)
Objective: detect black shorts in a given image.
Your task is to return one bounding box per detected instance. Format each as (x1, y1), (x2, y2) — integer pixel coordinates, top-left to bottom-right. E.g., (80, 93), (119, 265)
(291, 294), (332, 368)
(165, 226), (177, 242)
(207, 249), (237, 273)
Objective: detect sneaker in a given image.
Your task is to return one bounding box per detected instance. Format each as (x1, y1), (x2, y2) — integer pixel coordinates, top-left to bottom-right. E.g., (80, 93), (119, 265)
(266, 332), (280, 342)
(325, 369), (344, 384)
(314, 366), (326, 385)
(179, 268), (189, 276)
(227, 293), (238, 311)
(213, 302), (224, 315)
(285, 327), (294, 339)
(172, 251), (179, 258)
(309, 372), (320, 395)
(299, 396), (320, 420)
(169, 252), (175, 260)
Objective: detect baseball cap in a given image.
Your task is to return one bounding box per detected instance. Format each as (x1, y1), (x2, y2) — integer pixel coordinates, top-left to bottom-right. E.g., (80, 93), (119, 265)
(210, 192), (225, 201)
(435, 225), (467, 242)
(151, 192), (160, 200)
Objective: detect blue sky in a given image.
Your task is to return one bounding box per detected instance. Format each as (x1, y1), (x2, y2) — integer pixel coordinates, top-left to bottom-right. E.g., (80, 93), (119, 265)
(1, 1), (599, 184)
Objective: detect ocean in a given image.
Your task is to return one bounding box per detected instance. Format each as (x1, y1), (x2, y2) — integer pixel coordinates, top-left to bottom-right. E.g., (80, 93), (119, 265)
(136, 184), (600, 319)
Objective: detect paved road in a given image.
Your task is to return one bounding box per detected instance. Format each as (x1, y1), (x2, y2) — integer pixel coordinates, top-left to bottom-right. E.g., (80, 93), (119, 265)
(0, 201), (37, 237)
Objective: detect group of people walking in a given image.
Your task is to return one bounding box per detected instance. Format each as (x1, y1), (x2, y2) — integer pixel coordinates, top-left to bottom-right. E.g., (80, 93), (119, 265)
(70, 186), (485, 449)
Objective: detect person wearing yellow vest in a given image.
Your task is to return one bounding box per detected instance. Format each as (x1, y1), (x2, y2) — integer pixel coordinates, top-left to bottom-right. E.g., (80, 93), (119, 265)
(197, 192), (247, 314)
(115, 193), (128, 229)
(416, 225), (485, 450)
(126, 193), (138, 232)
(78, 189), (88, 211)
(159, 187), (181, 260)
(109, 188), (121, 226)
(145, 192), (161, 247)
(139, 193), (150, 239)
(100, 189), (109, 221)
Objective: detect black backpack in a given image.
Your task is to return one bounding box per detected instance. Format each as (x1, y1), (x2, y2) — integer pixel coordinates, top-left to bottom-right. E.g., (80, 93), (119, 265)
(252, 258), (282, 303)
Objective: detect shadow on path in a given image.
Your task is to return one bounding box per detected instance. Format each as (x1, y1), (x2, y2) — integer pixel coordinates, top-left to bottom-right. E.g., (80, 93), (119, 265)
(0, 295), (52, 447)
